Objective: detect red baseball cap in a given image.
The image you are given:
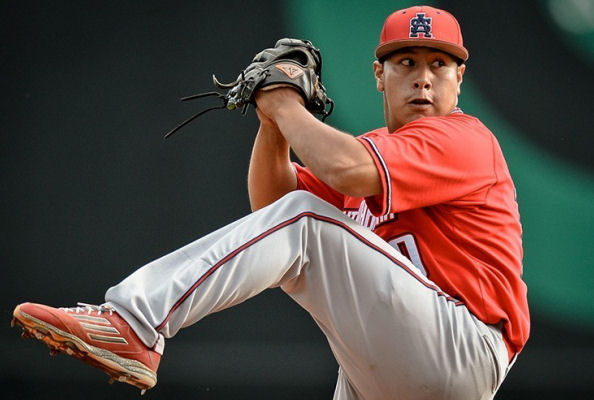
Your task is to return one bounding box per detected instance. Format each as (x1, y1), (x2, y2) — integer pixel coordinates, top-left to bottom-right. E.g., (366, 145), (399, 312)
(376, 5), (469, 62)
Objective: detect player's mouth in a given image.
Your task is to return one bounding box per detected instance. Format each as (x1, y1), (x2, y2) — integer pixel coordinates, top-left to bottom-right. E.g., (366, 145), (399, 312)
(408, 98), (433, 109)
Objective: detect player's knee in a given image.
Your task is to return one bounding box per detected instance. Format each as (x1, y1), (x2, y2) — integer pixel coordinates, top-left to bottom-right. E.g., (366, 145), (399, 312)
(278, 190), (326, 209)
(266, 190), (343, 222)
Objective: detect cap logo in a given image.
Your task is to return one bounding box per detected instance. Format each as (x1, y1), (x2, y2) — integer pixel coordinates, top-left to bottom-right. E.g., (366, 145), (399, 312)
(410, 13), (432, 38)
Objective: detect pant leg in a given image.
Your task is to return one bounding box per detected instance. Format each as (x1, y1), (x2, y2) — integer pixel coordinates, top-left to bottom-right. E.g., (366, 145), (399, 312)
(105, 190), (351, 346)
(104, 209), (259, 346)
(105, 190), (502, 399)
(333, 367), (360, 400)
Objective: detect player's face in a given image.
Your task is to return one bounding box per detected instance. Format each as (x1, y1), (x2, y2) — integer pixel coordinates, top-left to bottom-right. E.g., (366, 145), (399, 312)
(373, 47), (465, 132)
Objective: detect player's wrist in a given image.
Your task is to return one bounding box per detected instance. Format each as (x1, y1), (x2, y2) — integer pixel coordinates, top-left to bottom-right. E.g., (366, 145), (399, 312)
(270, 95), (306, 124)
(256, 109), (278, 129)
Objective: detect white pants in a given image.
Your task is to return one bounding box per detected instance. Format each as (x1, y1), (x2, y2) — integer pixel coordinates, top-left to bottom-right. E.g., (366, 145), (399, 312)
(105, 191), (509, 399)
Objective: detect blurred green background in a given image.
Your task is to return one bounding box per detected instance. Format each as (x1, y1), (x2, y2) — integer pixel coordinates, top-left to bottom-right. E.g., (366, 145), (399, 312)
(289, 0), (594, 329)
(2, 1), (593, 399)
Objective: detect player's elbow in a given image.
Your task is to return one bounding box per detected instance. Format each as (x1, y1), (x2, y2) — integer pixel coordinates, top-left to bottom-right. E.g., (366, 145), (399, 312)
(326, 162), (381, 198)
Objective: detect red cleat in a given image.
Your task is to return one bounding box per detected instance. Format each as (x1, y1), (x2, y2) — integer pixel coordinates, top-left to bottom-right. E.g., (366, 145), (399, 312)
(12, 302), (160, 392)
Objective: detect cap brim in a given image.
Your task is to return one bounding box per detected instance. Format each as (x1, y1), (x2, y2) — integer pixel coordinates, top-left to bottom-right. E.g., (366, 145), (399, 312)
(376, 39), (469, 61)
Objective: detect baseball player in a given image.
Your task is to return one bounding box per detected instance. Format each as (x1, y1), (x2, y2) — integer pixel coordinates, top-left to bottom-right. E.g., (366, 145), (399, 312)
(12, 5), (529, 399)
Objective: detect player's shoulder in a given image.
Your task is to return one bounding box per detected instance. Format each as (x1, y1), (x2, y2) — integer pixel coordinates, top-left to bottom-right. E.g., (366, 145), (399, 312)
(359, 126), (389, 138)
(444, 109), (490, 128)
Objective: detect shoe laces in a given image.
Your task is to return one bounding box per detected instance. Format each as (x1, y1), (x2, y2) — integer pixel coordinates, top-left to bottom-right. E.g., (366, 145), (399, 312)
(60, 302), (114, 316)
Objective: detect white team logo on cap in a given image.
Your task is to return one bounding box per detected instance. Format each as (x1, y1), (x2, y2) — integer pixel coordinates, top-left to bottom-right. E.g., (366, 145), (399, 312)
(410, 13), (432, 38)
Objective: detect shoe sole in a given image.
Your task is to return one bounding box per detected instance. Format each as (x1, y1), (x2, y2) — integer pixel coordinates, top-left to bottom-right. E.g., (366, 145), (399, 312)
(12, 305), (157, 392)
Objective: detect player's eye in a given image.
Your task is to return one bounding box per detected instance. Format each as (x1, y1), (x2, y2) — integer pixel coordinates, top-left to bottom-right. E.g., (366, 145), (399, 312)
(401, 58), (414, 67)
(432, 59), (446, 68)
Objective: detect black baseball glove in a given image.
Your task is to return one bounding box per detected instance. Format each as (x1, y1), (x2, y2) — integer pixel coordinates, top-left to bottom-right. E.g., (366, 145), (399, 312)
(165, 38), (334, 139)
(219, 38), (333, 116)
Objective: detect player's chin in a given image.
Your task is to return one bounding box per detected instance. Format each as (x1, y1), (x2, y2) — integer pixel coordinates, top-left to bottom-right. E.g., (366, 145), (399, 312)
(403, 107), (436, 124)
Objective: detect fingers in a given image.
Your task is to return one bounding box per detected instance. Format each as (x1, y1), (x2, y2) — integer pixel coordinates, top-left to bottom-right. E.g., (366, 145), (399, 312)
(255, 87), (305, 121)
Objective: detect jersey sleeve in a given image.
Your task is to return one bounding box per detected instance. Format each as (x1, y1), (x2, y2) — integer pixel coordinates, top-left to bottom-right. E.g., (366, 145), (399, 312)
(357, 116), (497, 216)
(293, 163), (345, 209)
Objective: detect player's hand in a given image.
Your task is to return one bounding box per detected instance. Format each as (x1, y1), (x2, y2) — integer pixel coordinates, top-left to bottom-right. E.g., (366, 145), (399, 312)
(255, 86), (305, 123)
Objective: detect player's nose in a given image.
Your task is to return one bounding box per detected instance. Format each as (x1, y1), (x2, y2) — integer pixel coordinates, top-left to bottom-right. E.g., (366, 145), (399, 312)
(413, 77), (431, 90)
(412, 67), (432, 90)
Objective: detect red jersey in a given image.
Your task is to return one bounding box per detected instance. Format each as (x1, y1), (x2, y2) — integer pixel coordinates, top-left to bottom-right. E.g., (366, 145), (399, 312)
(294, 111), (529, 360)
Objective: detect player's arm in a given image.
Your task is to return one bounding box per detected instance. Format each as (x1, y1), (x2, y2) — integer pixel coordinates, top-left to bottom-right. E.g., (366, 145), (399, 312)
(247, 109), (298, 211)
(255, 88), (381, 198)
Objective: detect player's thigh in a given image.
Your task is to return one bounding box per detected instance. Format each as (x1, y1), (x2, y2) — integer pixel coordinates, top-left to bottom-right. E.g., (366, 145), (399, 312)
(282, 220), (493, 399)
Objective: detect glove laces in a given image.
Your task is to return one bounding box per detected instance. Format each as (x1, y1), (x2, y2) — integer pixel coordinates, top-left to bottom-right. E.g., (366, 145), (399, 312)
(163, 91), (229, 139)
(163, 66), (334, 139)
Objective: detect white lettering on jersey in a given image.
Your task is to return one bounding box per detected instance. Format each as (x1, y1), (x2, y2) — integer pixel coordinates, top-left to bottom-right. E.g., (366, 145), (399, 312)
(388, 234), (427, 276)
(344, 203), (427, 276)
(344, 201), (396, 231)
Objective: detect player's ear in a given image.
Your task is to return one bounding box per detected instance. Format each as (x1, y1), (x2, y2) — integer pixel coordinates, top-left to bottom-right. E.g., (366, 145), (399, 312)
(456, 63), (465, 95)
(373, 60), (384, 92)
